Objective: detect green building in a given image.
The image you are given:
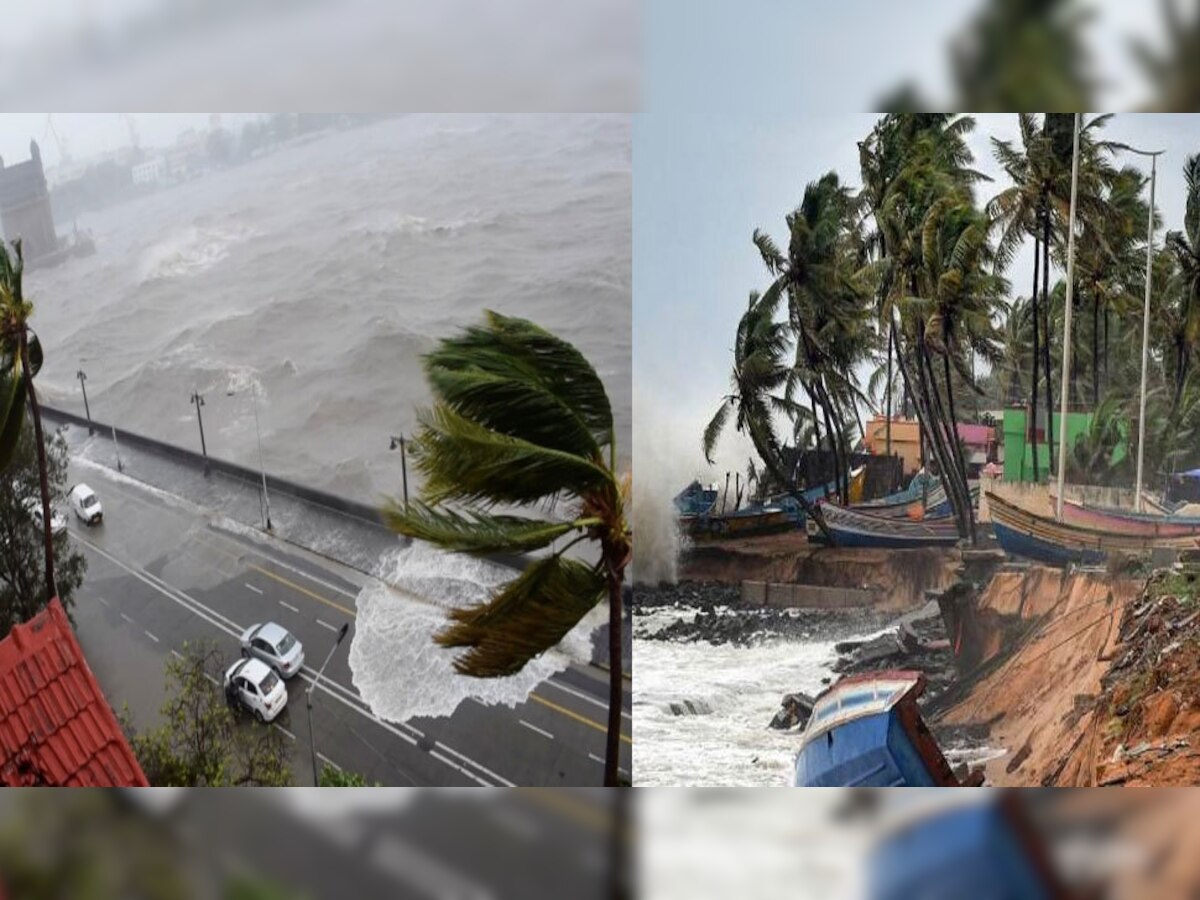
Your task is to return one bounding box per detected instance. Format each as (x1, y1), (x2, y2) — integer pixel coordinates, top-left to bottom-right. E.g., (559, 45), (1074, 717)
(1001, 408), (1128, 483)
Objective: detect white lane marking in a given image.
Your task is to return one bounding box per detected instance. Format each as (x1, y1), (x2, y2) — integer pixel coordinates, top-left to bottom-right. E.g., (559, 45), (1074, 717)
(519, 720), (554, 741)
(244, 583), (263, 595)
(315, 619), (339, 633)
(144, 630), (159, 643)
(274, 723), (296, 741)
(317, 752), (341, 771)
(547, 677), (632, 721)
(588, 753), (604, 766)
(170, 649), (183, 660)
(97, 596), (110, 607)
(74, 534), (510, 787)
(279, 600), (299, 613)
(120, 612), (134, 625)
(204, 673), (219, 687)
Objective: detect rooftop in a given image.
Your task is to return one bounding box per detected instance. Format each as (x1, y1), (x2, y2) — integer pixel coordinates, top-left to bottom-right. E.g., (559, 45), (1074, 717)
(0, 598), (148, 786)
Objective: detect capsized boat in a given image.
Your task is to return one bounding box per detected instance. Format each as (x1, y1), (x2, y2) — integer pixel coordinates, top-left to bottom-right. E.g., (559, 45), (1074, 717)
(988, 491), (1200, 567)
(793, 670), (959, 787)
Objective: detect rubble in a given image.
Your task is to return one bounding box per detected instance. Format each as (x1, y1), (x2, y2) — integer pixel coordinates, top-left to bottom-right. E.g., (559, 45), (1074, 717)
(768, 692), (814, 731)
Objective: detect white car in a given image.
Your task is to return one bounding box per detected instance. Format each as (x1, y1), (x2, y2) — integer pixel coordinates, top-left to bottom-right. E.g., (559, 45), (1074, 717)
(24, 497), (68, 537)
(239, 622), (305, 679)
(223, 657), (288, 723)
(68, 483), (103, 525)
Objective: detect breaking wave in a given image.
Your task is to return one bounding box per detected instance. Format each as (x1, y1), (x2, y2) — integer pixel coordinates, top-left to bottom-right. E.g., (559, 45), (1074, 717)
(137, 223), (257, 283)
(349, 542), (604, 722)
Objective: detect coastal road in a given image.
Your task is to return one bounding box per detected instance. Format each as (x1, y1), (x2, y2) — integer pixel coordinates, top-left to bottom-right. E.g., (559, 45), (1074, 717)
(66, 461), (632, 786)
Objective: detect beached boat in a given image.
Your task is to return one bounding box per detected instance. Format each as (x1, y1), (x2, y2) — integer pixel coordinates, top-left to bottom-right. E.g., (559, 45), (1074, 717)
(674, 481), (718, 517)
(1054, 495), (1200, 538)
(686, 505), (794, 539)
(808, 501), (962, 548)
(988, 492), (1200, 567)
(793, 670), (959, 787)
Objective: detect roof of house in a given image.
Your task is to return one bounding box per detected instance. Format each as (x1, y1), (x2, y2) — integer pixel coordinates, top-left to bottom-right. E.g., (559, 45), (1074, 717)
(0, 598), (148, 786)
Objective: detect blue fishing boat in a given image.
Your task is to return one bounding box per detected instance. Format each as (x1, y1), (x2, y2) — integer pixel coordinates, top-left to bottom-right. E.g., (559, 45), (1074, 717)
(674, 481), (718, 517)
(793, 671), (959, 787)
(808, 501), (962, 548)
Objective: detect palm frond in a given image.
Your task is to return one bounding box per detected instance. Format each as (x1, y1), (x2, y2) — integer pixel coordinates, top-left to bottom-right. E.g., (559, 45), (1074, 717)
(382, 501), (579, 555)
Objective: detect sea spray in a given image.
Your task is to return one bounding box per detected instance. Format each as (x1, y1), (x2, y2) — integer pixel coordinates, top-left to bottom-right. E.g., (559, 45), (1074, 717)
(349, 541), (605, 722)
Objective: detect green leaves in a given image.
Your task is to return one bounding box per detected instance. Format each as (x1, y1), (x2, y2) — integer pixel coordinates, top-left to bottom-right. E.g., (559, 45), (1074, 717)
(434, 555), (604, 678)
(383, 500), (580, 555)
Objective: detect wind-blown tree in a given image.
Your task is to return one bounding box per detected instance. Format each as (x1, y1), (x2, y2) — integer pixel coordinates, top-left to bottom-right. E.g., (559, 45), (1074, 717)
(1165, 153), (1200, 415)
(0, 240), (55, 601)
(752, 172), (873, 504)
(383, 311), (630, 787)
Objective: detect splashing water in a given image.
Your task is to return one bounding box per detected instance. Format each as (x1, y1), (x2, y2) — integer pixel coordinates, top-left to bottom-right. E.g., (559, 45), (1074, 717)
(349, 541), (605, 722)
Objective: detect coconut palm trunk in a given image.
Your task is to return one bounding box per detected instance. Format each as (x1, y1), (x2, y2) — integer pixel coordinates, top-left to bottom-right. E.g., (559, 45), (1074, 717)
(1031, 235), (1041, 481)
(1042, 210), (1055, 471)
(18, 329), (56, 601)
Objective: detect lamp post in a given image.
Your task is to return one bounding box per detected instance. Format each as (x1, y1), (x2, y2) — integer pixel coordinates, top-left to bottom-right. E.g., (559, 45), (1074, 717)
(389, 434), (409, 510)
(227, 384), (272, 531)
(76, 369), (92, 435)
(112, 425), (124, 473)
(307, 621), (350, 786)
(1124, 147), (1165, 512)
(1055, 113), (1081, 522)
(190, 390), (209, 474)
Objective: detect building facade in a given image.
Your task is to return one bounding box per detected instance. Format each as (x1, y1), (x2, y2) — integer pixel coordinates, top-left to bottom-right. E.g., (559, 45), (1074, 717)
(0, 140), (59, 261)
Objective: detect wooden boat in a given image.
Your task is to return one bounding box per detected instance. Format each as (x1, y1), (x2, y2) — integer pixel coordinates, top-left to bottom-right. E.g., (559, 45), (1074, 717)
(812, 501), (962, 548)
(1054, 495), (1200, 538)
(988, 492), (1200, 567)
(793, 670), (959, 787)
(685, 505), (794, 540)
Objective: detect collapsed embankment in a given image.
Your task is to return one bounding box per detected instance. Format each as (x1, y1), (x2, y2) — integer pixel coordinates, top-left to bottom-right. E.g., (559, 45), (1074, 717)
(681, 533), (961, 612)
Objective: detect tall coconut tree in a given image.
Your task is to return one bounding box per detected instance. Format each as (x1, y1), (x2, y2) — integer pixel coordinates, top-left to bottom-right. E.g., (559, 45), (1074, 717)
(1165, 153), (1200, 414)
(382, 311), (630, 787)
(0, 240), (54, 601)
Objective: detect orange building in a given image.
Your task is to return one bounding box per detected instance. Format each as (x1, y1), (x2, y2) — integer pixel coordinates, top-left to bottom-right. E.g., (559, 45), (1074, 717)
(864, 416), (997, 477)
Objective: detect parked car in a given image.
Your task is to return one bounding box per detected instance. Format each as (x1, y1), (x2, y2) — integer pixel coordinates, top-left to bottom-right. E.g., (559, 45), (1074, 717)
(68, 483), (103, 525)
(239, 622), (305, 679)
(24, 497), (68, 536)
(223, 657), (288, 723)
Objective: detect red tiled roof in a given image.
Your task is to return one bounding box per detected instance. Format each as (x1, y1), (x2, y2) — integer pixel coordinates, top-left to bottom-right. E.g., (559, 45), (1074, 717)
(0, 598), (148, 786)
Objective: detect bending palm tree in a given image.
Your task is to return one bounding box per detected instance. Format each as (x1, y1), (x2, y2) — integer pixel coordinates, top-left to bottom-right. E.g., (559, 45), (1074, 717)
(0, 239), (54, 600)
(383, 311), (630, 786)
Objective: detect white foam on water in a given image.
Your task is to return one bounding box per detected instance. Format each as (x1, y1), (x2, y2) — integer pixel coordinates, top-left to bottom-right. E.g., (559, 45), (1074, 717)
(349, 541), (605, 723)
(633, 632), (842, 786)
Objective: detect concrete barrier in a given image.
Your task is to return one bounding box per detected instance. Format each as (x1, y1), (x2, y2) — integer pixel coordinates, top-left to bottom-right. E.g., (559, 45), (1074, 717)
(741, 580), (878, 609)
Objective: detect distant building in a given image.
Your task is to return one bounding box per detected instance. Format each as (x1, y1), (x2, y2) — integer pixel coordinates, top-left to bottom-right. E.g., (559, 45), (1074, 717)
(0, 140), (60, 261)
(132, 156), (167, 186)
(864, 415), (999, 478)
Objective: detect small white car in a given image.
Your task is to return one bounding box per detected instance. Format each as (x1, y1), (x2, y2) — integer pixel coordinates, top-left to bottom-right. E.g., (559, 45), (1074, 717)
(239, 622), (305, 679)
(223, 657), (288, 723)
(24, 497), (68, 537)
(68, 484), (103, 525)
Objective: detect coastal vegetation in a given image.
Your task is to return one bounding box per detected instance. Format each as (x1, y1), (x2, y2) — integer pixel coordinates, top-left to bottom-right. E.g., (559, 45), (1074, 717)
(384, 311), (631, 786)
(705, 113), (1200, 537)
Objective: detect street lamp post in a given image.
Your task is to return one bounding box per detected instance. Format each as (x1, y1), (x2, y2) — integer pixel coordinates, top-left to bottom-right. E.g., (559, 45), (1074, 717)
(306, 622), (350, 786)
(76, 370), (92, 435)
(389, 434), (409, 510)
(190, 390), (209, 474)
(1125, 147), (1165, 512)
(112, 425), (124, 473)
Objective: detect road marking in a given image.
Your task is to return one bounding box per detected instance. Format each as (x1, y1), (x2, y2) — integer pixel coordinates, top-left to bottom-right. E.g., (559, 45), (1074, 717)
(317, 752), (341, 771)
(97, 596), (110, 607)
(528, 694), (633, 745)
(120, 612), (134, 625)
(274, 723), (296, 741)
(588, 753), (604, 765)
(244, 583), (263, 595)
(73, 533), (510, 787)
(144, 630), (159, 643)
(279, 600), (299, 613)
(170, 650), (183, 660)
(247, 564), (356, 617)
(519, 719), (554, 740)
(547, 676), (633, 721)
(315, 618), (339, 633)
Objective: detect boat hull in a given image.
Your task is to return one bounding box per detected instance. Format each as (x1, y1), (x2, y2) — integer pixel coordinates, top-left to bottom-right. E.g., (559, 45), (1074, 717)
(1056, 497), (1200, 538)
(815, 503), (962, 548)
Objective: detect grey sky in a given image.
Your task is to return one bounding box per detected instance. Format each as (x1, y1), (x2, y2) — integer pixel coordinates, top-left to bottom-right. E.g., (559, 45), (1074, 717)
(633, 113), (1200, 478)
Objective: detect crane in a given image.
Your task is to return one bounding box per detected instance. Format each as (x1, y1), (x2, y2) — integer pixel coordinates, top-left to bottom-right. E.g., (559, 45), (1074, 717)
(42, 114), (69, 162)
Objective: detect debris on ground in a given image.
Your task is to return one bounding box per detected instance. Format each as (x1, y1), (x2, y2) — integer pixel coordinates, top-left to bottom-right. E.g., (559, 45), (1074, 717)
(768, 692), (814, 731)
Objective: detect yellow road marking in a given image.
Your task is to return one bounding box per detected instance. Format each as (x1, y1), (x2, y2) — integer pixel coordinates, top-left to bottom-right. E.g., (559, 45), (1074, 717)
(529, 694), (632, 744)
(246, 564), (358, 618)
(518, 788), (615, 833)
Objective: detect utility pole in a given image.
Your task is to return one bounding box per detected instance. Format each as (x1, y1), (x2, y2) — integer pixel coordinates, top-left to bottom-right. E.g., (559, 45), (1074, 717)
(1055, 113), (1081, 521)
(389, 435), (409, 510)
(190, 390), (209, 474)
(112, 425), (124, 473)
(76, 370), (92, 434)
(307, 622), (350, 786)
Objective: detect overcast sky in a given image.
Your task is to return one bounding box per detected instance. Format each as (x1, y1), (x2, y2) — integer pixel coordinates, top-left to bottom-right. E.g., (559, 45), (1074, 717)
(634, 113), (1200, 479)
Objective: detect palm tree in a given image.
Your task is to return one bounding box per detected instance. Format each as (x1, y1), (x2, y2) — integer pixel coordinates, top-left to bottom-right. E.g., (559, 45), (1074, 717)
(1165, 154), (1200, 414)
(382, 311), (630, 787)
(0, 240), (55, 601)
